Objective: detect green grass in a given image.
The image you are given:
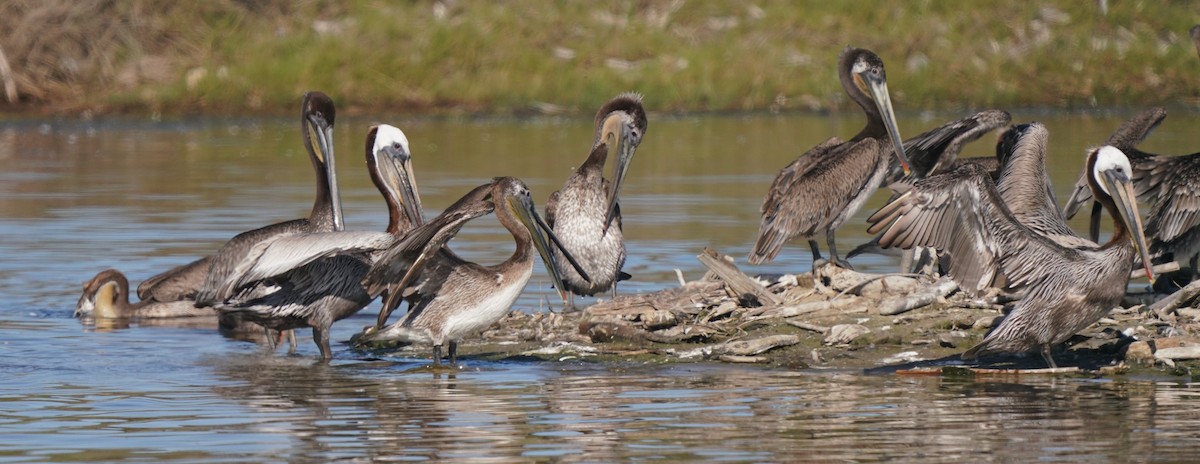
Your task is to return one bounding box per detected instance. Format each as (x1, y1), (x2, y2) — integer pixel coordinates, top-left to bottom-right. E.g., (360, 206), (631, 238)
(4, 1), (1200, 116)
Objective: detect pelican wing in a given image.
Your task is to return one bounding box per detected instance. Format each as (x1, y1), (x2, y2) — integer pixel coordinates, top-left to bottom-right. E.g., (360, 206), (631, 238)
(868, 163), (1081, 295)
(1147, 159), (1200, 245)
(137, 256), (210, 302)
(363, 182), (495, 299)
(228, 231), (395, 292)
(195, 218), (311, 306)
(752, 136), (887, 263)
(890, 109), (1011, 181)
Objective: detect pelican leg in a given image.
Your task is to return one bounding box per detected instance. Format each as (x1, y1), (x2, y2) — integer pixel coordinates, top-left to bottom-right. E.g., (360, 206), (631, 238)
(285, 330), (297, 354)
(432, 344), (443, 366)
(313, 326), (332, 361)
(899, 249), (915, 273)
(807, 240), (823, 262)
(263, 326), (278, 351)
(1190, 255), (1199, 283)
(1040, 344), (1058, 369)
(449, 341), (459, 367)
(825, 230), (853, 270)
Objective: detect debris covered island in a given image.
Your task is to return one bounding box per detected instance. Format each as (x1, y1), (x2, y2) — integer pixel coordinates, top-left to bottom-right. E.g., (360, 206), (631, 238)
(354, 247), (1200, 376)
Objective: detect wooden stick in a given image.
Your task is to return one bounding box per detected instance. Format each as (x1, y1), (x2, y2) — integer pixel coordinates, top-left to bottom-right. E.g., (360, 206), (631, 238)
(697, 247), (781, 306)
(1131, 261), (1179, 279)
(877, 278), (958, 316)
(1149, 278), (1200, 319)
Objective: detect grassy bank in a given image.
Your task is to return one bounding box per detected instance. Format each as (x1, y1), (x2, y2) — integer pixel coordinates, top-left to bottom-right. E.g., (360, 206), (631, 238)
(2, 1), (1199, 116)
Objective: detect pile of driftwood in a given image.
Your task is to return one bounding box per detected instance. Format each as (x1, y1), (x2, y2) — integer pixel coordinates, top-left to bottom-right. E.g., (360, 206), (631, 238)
(474, 247), (1200, 372)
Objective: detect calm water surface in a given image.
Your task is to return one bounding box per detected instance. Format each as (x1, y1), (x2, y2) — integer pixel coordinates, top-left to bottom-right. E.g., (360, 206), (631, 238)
(2, 110), (1200, 461)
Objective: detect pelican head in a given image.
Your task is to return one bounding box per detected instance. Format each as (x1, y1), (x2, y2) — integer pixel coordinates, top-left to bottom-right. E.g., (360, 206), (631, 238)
(76, 269), (129, 319)
(843, 48), (909, 175)
(996, 122), (1048, 167)
(496, 177), (593, 303)
(368, 124), (424, 233)
(302, 91), (343, 231)
(594, 93), (648, 231)
(1091, 145), (1154, 282)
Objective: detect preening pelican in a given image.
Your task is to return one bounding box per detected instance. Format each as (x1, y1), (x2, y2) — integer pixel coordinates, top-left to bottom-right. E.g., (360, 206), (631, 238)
(545, 93), (647, 300)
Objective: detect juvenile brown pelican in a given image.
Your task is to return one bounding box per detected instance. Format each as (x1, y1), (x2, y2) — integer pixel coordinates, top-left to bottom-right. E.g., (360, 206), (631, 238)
(868, 146), (1154, 367)
(750, 47), (910, 268)
(195, 91), (343, 307)
(360, 177), (589, 366)
(545, 93), (646, 299)
(75, 269), (213, 319)
(208, 124), (422, 360)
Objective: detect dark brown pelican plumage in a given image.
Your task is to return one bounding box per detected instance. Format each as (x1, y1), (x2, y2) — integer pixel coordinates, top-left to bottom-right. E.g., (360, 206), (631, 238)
(868, 146), (1154, 367)
(360, 177), (589, 366)
(545, 93), (647, 299)
(1191, 25), (1200, 60)
(750, 47), (910, 268)
(209, 124), (422, 360)
(75, 269), (214, 319)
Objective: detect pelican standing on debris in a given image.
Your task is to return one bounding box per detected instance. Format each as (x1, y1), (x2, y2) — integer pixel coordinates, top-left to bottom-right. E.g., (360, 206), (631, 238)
(207, 125), (423, 359)
(545, 93), (647, 301)
(868, 146), (1154, 368)
(750, 47), (910, 268)
(75, 269), (214, 319)
(193, 91), (343, 352)
(360, 177), (591, 366)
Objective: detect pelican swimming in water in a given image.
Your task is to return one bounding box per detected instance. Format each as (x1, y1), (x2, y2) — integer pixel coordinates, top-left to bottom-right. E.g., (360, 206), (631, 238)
(545, 93), (647, 300)
(192, 91), (342, 351)
(204, 124), (422, 359)
(360, 177), (590, 366)
(75, 269), (214, 319)
(750, 47), (910, 268)
(868, 146), (1154, 367)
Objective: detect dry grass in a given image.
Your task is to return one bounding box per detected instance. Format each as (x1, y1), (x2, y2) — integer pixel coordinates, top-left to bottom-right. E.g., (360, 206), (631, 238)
(1, 1), (1198, 116)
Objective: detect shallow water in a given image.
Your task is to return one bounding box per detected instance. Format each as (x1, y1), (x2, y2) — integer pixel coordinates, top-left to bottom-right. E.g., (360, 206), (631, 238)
(3, 110), (1200, 461)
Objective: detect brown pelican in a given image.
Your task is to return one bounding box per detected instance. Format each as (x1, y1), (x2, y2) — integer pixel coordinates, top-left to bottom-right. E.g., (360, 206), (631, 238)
(750, 47), (910, 268)
(868, 146), (1154, 367)
(1060, 108), (1200, 279)
(75, 269), (214, 319)
(206, 124), (422, 359)
(360, 177), (589, 366)
(1062, 107), (1166, 241)
(194, 90), (342, 307)
(545, 93), (646, 300)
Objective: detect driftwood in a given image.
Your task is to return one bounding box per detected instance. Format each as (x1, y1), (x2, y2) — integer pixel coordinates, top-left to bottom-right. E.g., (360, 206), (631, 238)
(748, 297), (859, 320)
(786, 320), (829, 334)
(697, 248), (782, 306)
(878, 278), (959, 316)
(1132, 261), (1179, 280)
(1155, 346), (1200, 361)
(815, 264), (920, 297)
(897, 366), (1082, 376)
(1149, 279), (1200, 319)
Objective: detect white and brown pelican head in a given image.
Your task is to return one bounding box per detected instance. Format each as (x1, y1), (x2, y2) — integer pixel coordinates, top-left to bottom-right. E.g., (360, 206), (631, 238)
(301, 91), (343, 231)
(593, 93), (648, 231)
(839, 47), (910, 175)
(75, 269), (130, 319)
(1089, 145), (1154, 282)
(494, 177), (593, 303)
(366, 124), (423, 234)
